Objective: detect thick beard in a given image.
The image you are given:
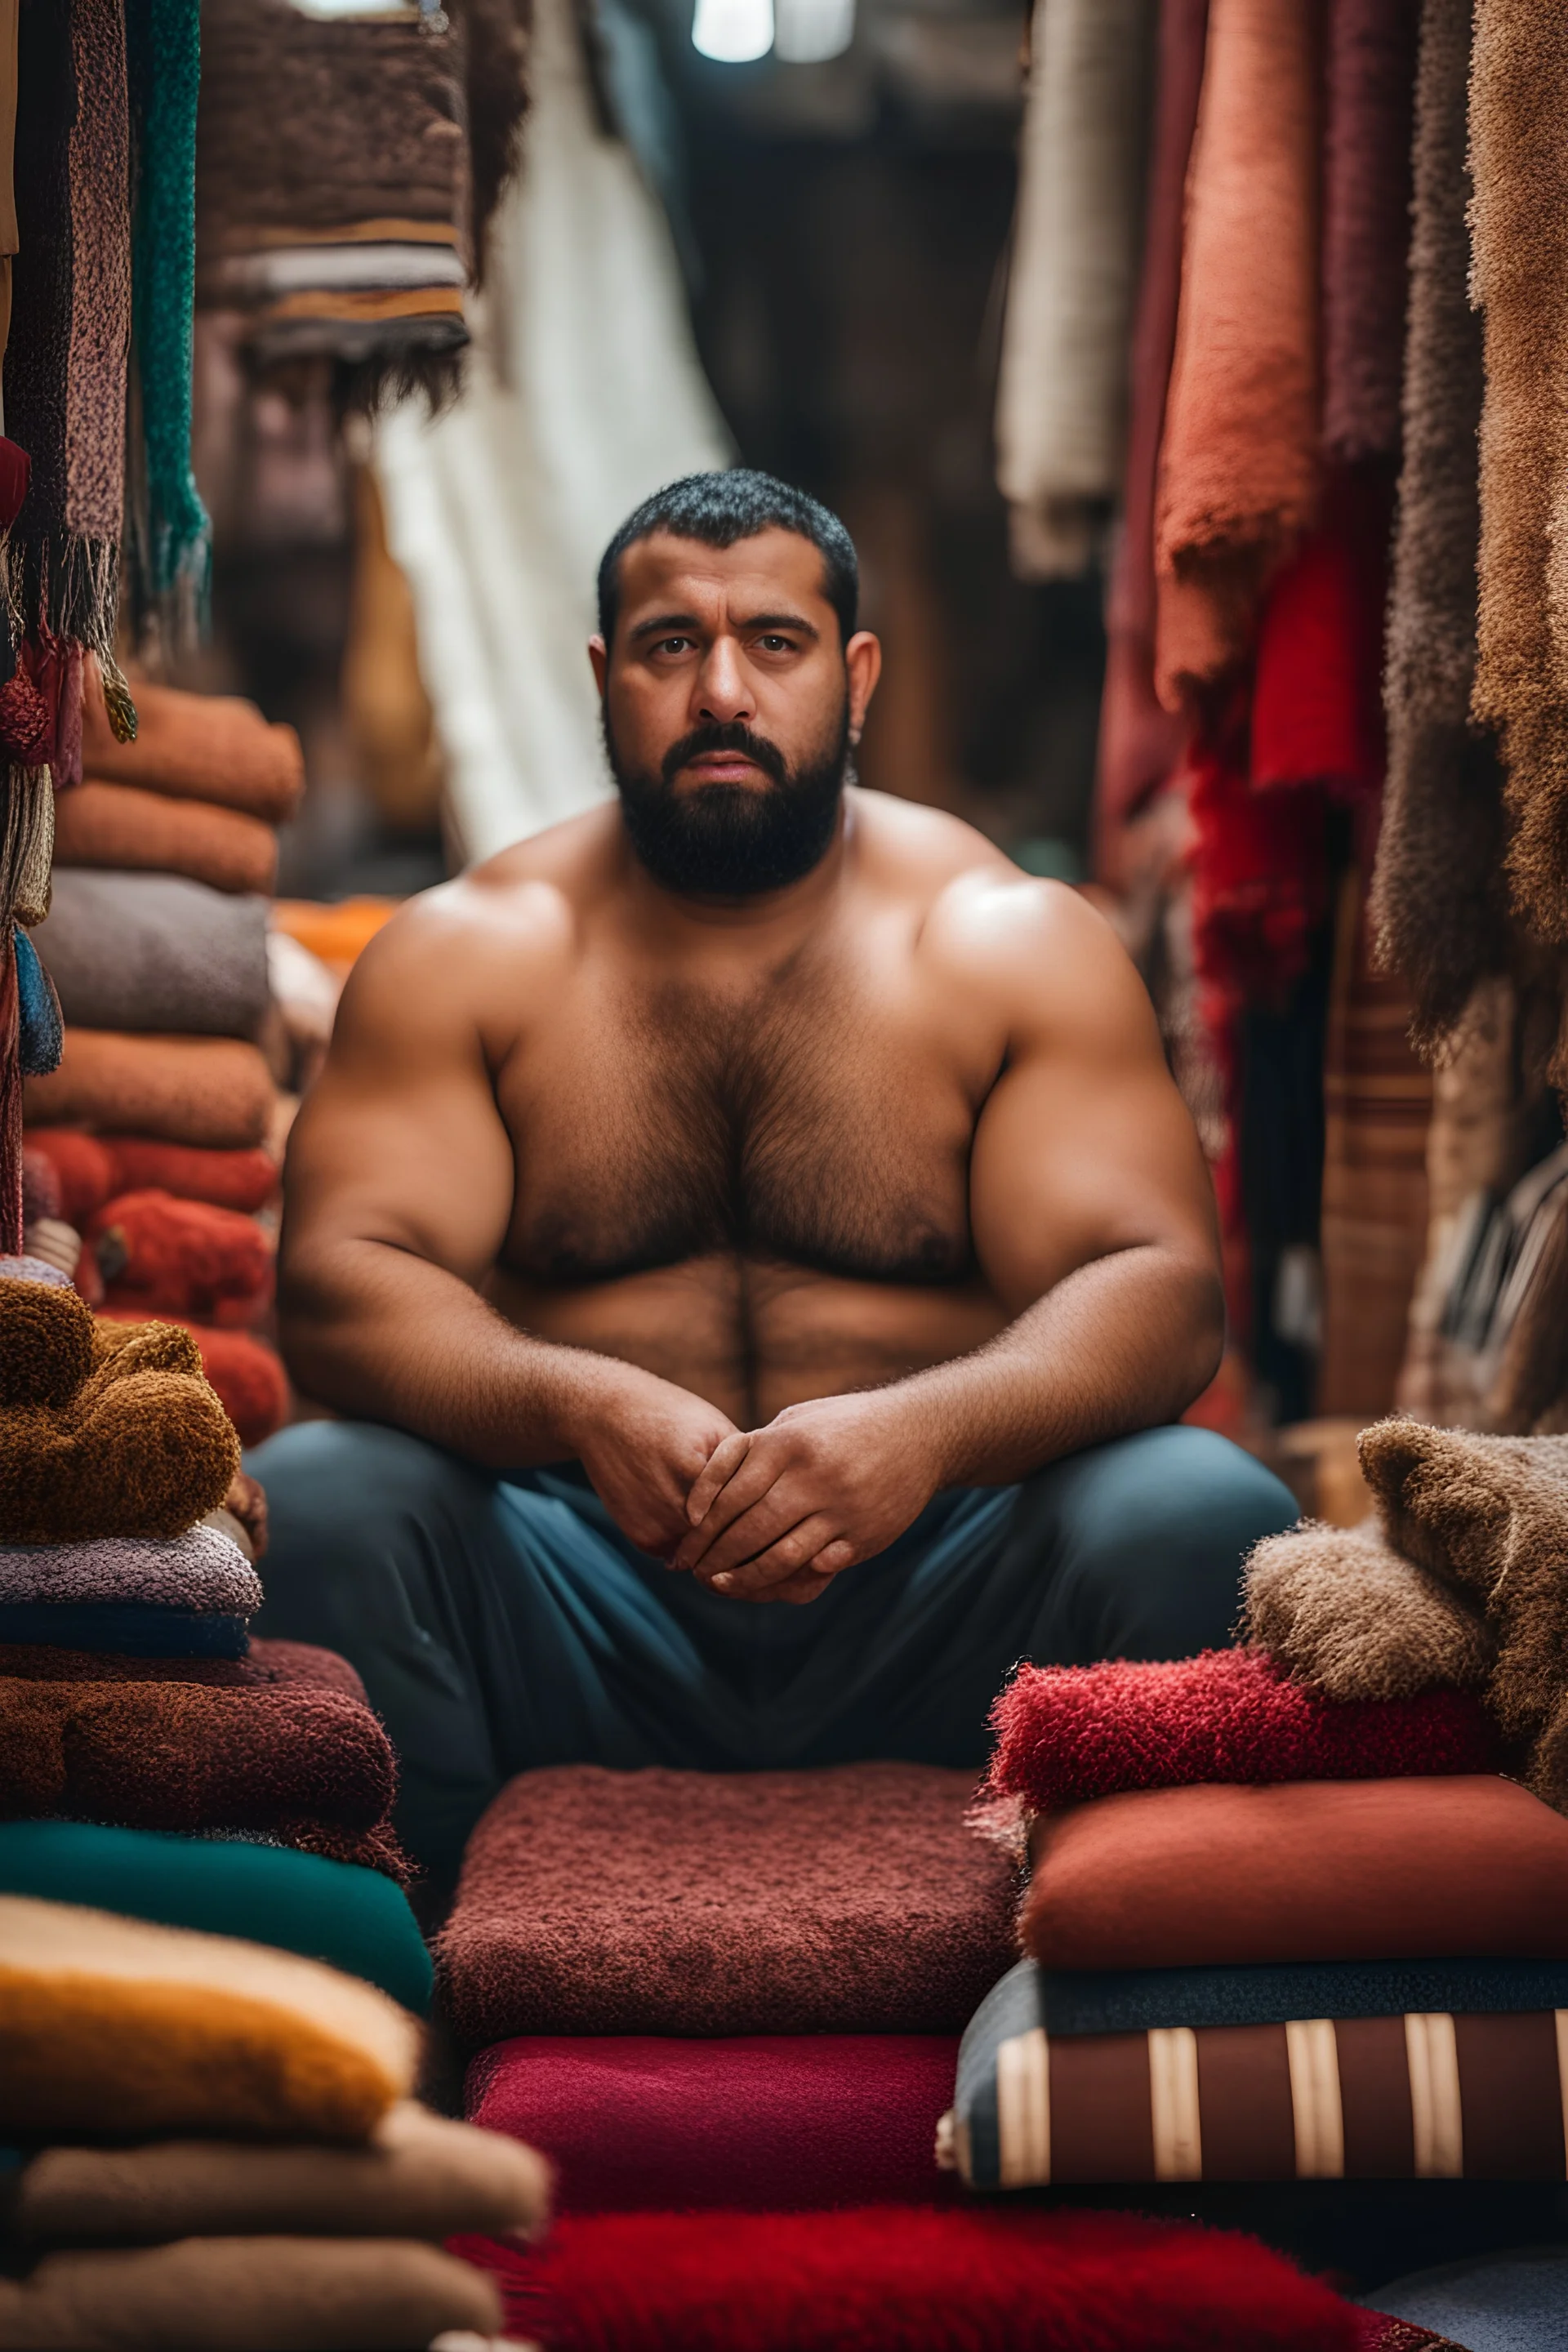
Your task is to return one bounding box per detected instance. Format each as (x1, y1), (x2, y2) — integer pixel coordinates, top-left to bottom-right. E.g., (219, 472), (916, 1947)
(604, 706), (849, 898)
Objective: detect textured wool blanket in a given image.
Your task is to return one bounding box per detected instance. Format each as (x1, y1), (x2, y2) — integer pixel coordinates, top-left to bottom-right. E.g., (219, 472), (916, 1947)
(52, 780), (279, 895)
(29, 1127), (279, 1217)
(100, 1309), (288, 1446)
(1321, 0), (1419, 464)
(1370, 0), (1505, 1049)
(24, 1029), (275, 1149)
(88, 1189), (273, 1324)
(1154, 0), (1321, 706)
(439, 1762), (1018, 2046)
(0, 1895), (418, 2142)
(1242, 1517), (1494, 1703)
(996, 0), (1156, 578)
(33, 870), (270, 1040)
(81, 660), (305, 822)
(0, 1524), (258, 1612)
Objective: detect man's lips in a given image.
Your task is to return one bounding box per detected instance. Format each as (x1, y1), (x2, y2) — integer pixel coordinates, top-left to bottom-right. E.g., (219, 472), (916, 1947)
(679, 752), (769, 783)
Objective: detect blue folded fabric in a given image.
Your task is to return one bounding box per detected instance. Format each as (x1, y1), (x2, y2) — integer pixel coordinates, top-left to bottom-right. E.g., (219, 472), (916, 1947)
(1028, 1956), (1568, 2036)
(14, 925), (62, 1078)
(0, 1601), (249, 1659)
(1361, 2246), (1568, 2352)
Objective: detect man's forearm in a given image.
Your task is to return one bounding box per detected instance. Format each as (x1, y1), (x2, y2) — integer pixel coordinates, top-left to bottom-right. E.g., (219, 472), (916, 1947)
(877, 1245), (1224, 1490)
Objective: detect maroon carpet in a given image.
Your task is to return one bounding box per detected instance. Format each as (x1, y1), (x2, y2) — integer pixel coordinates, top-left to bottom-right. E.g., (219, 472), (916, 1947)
(469, 2034), (960, 2213)
(450, 2207), (1369, 2350)
(438, 1763), (1017, 2042)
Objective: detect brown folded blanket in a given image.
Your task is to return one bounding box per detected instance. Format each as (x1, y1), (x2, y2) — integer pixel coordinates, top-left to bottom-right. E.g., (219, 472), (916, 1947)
(25, 1030), (275, 1149)
(52, 782), (278, 896)
(0, 1633), (367, 1698)
(0, 1327), (238, 1544)
(438, 1762), (1019, 2044)
(11, 2100), (550, 2245)
(0, 2237), (501, 2350)
(0, 1268), (96, 1408)
(0, 1897), (418, 2143)
(1241, 1517), (1495, 1702)
(82, 659), (305, 823)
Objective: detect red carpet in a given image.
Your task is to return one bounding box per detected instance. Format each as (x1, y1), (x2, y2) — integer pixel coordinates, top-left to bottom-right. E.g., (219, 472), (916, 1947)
(452, 2207), (1367, 2349)
(469, 2034), (960, 2212)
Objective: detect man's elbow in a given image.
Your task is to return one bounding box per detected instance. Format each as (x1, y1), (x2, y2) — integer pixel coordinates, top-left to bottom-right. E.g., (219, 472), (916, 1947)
(1171, 1258), (1227, 1410)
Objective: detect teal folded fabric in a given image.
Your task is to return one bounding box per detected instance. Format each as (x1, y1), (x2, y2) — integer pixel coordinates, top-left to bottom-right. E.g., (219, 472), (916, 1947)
(0, 1603), (248, 1658)
(1016, 1956), (1568, 2038)
(0, 1821), (431, 2014)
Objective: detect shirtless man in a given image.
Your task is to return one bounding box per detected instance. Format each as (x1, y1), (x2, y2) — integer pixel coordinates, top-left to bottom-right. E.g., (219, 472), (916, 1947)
(253, 470), (1294, 1883)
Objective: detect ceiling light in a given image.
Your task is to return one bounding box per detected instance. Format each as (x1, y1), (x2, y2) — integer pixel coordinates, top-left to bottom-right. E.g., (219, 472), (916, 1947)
(692, 0), (773, 63)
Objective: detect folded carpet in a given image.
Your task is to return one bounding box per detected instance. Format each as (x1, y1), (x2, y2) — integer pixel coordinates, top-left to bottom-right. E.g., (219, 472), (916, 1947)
(470, 2034), (959, 2215)
(81, 659), (305, 822)
(1241, 1518), (1494, 1703)
(0, 1601), (250, 1658)
(1020, 1776), (1568, 1969)
(51, 781), (279, 897)
(32, 870), (272, 1039)
(979, 1646), (1497, 1820)
(951, 1981), (1568, 2186)
(0, 1820), (430, 2011)
(29, 1128), (280, 1218)
(0, 1332), (239, 1544)
(0, 1897), (418, 2141)
(88, 1189), (273, 1323)
(977, 1953), (1568, 2038)
(0, 1631), (363, 1694)
(464, 2206), (1365, 2350)
(10, 2100), (547, 2245)
(100, 1312), (287, 1445)
(0, 1267), (96, 1408)
(0, 2236), (501, 2350)
(24, 1029), (275, 1149)
(439, 1762), (1018, 2043)
(0, 1668), (396, 1835)
(0, 1523), (259, 1612)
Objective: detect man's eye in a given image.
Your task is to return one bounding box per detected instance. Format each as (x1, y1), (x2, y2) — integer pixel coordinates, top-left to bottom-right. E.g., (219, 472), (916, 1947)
(758, 635), (792, 653)
(655, 637), (693, 655)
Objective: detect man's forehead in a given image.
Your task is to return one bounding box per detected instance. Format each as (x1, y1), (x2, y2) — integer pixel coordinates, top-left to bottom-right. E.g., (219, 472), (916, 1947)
(617, 526), (834, 618)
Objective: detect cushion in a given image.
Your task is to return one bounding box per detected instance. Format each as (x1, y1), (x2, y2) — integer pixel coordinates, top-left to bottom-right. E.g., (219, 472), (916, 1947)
(452, 2207), (1367, 2350)
(469, 2034), (960, 2212)
(988, 1954), (1568, 2038)
(438, 1762), (1017, 2041)
(950, 1961), (1568, 2187)
(0, 1896), (418, 2142)
(0, 1821), (431, 2014)
(1021, 1778), (1568, 1970)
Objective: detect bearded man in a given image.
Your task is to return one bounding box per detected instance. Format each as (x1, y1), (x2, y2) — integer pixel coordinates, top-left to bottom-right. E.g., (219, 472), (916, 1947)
(253, 470), (1294, 1883)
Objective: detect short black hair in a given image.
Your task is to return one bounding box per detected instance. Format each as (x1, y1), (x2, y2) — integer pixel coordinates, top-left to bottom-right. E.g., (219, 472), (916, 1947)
(596, 469), (858, 653)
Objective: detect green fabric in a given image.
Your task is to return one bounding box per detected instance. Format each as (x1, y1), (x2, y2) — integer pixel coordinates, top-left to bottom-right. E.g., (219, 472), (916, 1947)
(0, 1821), (431, 2015)
(125, 0), (210, 629)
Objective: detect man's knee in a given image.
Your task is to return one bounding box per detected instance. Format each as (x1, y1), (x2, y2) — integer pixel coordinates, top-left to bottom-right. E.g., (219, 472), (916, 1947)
(1028, 1423), (1298, 1663)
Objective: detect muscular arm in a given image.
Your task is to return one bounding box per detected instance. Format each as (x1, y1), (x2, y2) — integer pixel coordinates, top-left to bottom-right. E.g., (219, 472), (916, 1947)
(675, 880), (1223, 1595)
(278, 886), (734, 1552)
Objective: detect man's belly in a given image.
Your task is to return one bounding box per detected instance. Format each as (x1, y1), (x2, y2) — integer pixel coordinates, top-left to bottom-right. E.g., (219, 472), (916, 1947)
(485, 1251), (1009, 1428)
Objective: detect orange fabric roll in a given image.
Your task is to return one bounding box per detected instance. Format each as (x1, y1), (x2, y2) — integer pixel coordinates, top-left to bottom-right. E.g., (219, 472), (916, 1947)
(270, 898), (399, 973)
(53, 782), (278, 897)
(82, 660), (305, 824)
(24, 1032), (275, 1151)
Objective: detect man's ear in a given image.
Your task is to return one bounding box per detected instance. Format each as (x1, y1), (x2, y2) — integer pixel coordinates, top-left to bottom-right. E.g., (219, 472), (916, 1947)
(588, 635), (608, 696)
(845, 630), (882, 737)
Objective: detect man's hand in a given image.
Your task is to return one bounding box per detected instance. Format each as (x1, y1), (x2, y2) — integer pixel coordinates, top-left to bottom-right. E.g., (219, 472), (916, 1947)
(574, 1366), (739, 1559)
(670, 1390), (938, 1602)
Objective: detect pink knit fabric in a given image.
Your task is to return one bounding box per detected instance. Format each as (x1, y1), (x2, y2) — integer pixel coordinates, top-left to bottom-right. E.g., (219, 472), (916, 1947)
(0, 1522), (261, 1611)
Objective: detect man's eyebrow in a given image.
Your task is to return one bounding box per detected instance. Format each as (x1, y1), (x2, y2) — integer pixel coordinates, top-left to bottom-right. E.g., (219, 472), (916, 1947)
(737, 610), (819, 639)
(627, 608), (822, 643)
(628, 611), (702, 642)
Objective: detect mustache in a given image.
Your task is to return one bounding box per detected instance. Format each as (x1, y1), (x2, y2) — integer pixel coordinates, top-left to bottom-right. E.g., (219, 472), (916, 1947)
(660, 721), (790, 791)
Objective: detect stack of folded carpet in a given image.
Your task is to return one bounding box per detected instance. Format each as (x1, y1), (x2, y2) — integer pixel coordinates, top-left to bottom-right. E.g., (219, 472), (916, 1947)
(946, 1420), (1568, 2203)
(20, 666), (307, 1445)
(0, 1882), (549, 2348)
(0, 1263), (412, 1889)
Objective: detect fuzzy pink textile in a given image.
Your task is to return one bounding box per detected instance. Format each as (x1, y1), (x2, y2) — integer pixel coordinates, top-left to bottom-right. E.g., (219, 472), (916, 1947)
(0, 1524), (260, 1612)
(438, 1764), (1018, 2044)
(981, 1646), (1499, 1818)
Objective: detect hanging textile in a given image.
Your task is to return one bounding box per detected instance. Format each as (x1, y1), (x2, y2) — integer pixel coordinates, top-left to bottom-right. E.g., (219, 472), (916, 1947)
(1370, 0), (1503, 1050)
(1321, 0), (1419, 464)
(995, 0), (1156, 581)
(374, 0), (730, 862)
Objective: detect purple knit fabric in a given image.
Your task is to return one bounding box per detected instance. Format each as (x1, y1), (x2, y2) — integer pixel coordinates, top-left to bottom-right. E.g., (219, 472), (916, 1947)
(0, 1523), (261, 1611)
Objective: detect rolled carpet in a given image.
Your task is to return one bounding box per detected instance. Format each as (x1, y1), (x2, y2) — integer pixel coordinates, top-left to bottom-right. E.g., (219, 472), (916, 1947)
(51, 781), (279, 896)
(81, 658), (305, 822)
(88, 1190), (273, 1323)
(29, 1128), (280, 1217)
(32, 870), (272, 1038)
(1241, 1518), (1494, 1702)
(100, 1312), (288, 1445)
(466, 2206), (1365, 2351)
(0, 2237), (501, 2351)
(438, 1763), (1018, 2044)
(0, 1523), (260, 1612)
(0, 1267), (96, 1408)
(469, 2034), (960, 2215)
(978, 1647), (1498, 1819)
(0, 1896), (419, 2141)
(0, 1820), (430, 2011)
(10, 2100), (547, 2245)
(0, 1335), (239, 1544)
(1020, 1776), (1568, 1969)
(0, 1602), (250, 1659)
(24, 1030), (275, 1149)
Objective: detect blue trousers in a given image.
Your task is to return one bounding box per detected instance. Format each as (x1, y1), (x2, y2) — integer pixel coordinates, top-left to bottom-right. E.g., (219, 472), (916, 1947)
(248, 1421), (1295, 1879)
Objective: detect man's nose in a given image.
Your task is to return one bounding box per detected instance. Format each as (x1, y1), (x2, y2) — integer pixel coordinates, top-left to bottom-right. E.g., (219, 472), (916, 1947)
(694, 636), (754, 725)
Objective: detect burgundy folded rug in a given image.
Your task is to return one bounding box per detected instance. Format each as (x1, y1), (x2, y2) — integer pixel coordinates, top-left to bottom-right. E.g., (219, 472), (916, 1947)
(450, 2207), (1369, 2350)
(438, 1763), (1017, 2042)
(469, 2035), (961, 2215)
(0, 1633), (366, 1695)
(982, 1647), (1499, 1819)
